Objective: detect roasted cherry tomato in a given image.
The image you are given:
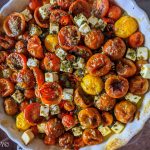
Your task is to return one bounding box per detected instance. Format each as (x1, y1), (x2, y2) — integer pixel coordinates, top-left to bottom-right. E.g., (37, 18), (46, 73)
(24, 103), (41, 124)
(105, 76), (129, 98)
(38, 82), (62, 105)
(64, 101), (75, 111)
(114, 100), (137, 124)
(129, 76), (149, 95)
(116, 58), (137, 78)
(15, 40), (28, 55)
(24, 89), (35, 99)
(58, 25), (81, 50)
(82, 129), (104, 145)
(73, 137), (85, 150)
(128, 31), (144, 48)
(44, 136), (56, 145)
(78, 108), (101, 128)
(0, 78), (14, 97)
(62, 114), (76, 128)
(57, 0), (75, 10)
(29, 0), (42, 11)
(20, 101), (29, 112)
(43, 53), (60, 72)
(0, 51), (8, 64)
(103, 37), (126, 60)
(69, 0), (90, 18)
(3, 12), (26, 37)
(16, 69), (35, 89)
(7, 53), (27, 70)
(27, 35), (44, 59)
(102, 112), (113, 126)
(84, 30), (104, 50)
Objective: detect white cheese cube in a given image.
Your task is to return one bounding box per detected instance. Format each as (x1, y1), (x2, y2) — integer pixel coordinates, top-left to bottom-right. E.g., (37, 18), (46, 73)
(74, 13), (87, 27)
(137, 47), (149, 60)
(39, 4), (51, 20)
(49, 22), (59, 34)
(27, 58), (39, 67)
(40, 105), (50, 117)
(95, 19), (107, 31)
(140, 64), (150, 79)
(73, 57), (85, 69)
(125, 93), (141, 104)
(50, 104), (60, 115)
(98, 125), (111, 137)
(29, 24), (42, 36)
(60, 60), (73, 73)
(79, 23), (91, 34)
(45, 72), (59, 82)
(72, 126), (82, 136)
(21, 8), (32, 22)
(21, 129), (35, 145)
(55, 47), (67, 60)
(63, 89), (74, 101)
(37, 122), (46, 133)
(50, 0), (56, 4)
(111, 121), (125, 134)
(12, 90), (24, 103)
(88, 16), (99, 27)
(126, 48), (137, 61)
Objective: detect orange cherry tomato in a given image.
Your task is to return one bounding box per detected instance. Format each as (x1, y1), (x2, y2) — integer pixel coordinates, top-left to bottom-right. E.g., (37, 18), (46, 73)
(0, 78), (14, 97)
(73, 137), (85, 150)
(24, 89), (36, 99)
(128, 31), (144, 48)
(43, 53), (60, 72)
(102, 112), (113, 126)
(6, 53), (27, 70)
(27, 35), (44, 59)
(64, 101), (75, 111)
(62, 114), (76, 128)
(44, 136), (56, 145)
(29, 0), (42, 11)
(57, 0), (75, 10)
(86, 53), (112, 77)
(20, 101), (29, 112)
(3, 12), (26, 37)
(38, 82), (62, 105)
(58, 25), (81, 50)
(0, 51), (8, 64)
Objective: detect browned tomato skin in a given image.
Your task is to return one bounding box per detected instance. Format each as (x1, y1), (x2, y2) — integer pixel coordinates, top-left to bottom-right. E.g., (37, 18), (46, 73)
(78, 108), (101, 129)
(82, 129), (104, 145)
(114, 100), (137, 124)
(15, 40), (28, 55)
(129, 76), (149, 95)
(102, 112), (113, 126)
(116, 58), (137, 78)
(57, 0), (75, 10)
(103, 37), (126, 60)
(84, 30), (104, 50)
(73, 137), (85, 150)
(86, 53), (112, 77)
(44, 136), (56, 145)
(64, 101), (75, 111)
(135, 60), (148, 74)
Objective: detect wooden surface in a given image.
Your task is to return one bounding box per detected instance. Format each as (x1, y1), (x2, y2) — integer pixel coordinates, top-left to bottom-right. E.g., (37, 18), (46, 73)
(0, 0), (150, 150)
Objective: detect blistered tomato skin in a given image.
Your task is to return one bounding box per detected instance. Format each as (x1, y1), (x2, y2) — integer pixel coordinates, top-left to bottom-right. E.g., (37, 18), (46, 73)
(102, 112), (113, 126)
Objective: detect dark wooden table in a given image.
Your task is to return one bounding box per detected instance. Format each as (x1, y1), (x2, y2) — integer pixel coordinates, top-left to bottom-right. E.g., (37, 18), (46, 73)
(0, 0), (150, 150)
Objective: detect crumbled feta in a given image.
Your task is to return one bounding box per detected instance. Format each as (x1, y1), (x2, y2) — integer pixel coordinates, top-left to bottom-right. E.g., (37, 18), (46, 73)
(73, 57), (85, 69)
(126, 48), (136, 61)
(72, 126), (82, 136)
(88, 16), (99, 27)
(50, 0), (56, 5)
(137, 47), (149, 60)
(2, 68), (12, 78)
(40, 105), (50, 117)
(45, 72), (59, 82)
(50, 104), (60, 115)
(74, 13), (87, 27)
(125, 93), (141, 104)
(95, 19), (107, 31)
(29, 24), (42, 36)
(111, 121), (125, 134)
(55, 47), (67, 60)
(98, 125), (111, 136)
(49, 22), (59, 34)
(60, 60), (73, 73)
(39, 4), (51, 20)
(27, 58), (39, 67)
(12, 90), (24, 103)
(79, 23), (91, 34)
(21, 8), (32, 22)
(63, 88), (74, 101)
(140, 64), (150, 79)
(37, 122), (46, 133)
(21, 129), (35, 145)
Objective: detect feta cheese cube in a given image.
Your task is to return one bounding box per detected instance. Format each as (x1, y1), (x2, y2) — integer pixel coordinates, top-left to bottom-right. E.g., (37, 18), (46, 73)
(95, 19), (107, 31)
(29, 24), (42, 36)
(2, 68), (12, 78)
(126, 48), (137, 61)
(12, 90), (24, 103)
(63, 88), (74, 101)
(37, 122), (46, 133)
(79, 23), (91, 34)
(45, 72), (59, 82)
(55, 47), (67, 60)
(40, 105), (50, 117)
(50, 104), (60, 115)
(60, 60), (73, 73)
(50, 0), (56, 4)
(49, 22), (59, 34)
(21, 129), (35, 145)
(125, 93), (141, 104)
(72, 126), (82, 136)
(140, 64), (150, 79)
(73, 57), (85, 69)
(98, 125), (111, 136)
(39, 4), (51, 20)
(88, 16), (99, 27)
(21, 8), (32, 22)
(137, 47), (149, 60)
(27, 58), (39, 67)
(111, 121), (125, 134)
(74, 13), (87, 27)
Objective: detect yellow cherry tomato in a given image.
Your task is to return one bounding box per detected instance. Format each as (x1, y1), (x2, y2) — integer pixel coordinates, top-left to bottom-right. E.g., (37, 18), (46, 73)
(44, 34), (58, 52)
(115, 16), (138, 38)
(81, 74), (103, 95)
(16, 112), (31, 131)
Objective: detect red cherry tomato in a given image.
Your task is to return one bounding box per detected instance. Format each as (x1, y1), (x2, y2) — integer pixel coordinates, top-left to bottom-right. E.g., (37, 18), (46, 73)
(57, 0), (75, 10)
(29, 0), (42, 11)
(20, 101), (29, 112)
(62, 114), (75, 128)
(24, 89), (36, 99)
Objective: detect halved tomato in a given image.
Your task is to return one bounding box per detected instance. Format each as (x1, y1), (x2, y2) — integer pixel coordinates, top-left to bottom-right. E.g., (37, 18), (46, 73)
(29, 0), (42, 11)
(62, 114), (76, 128)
